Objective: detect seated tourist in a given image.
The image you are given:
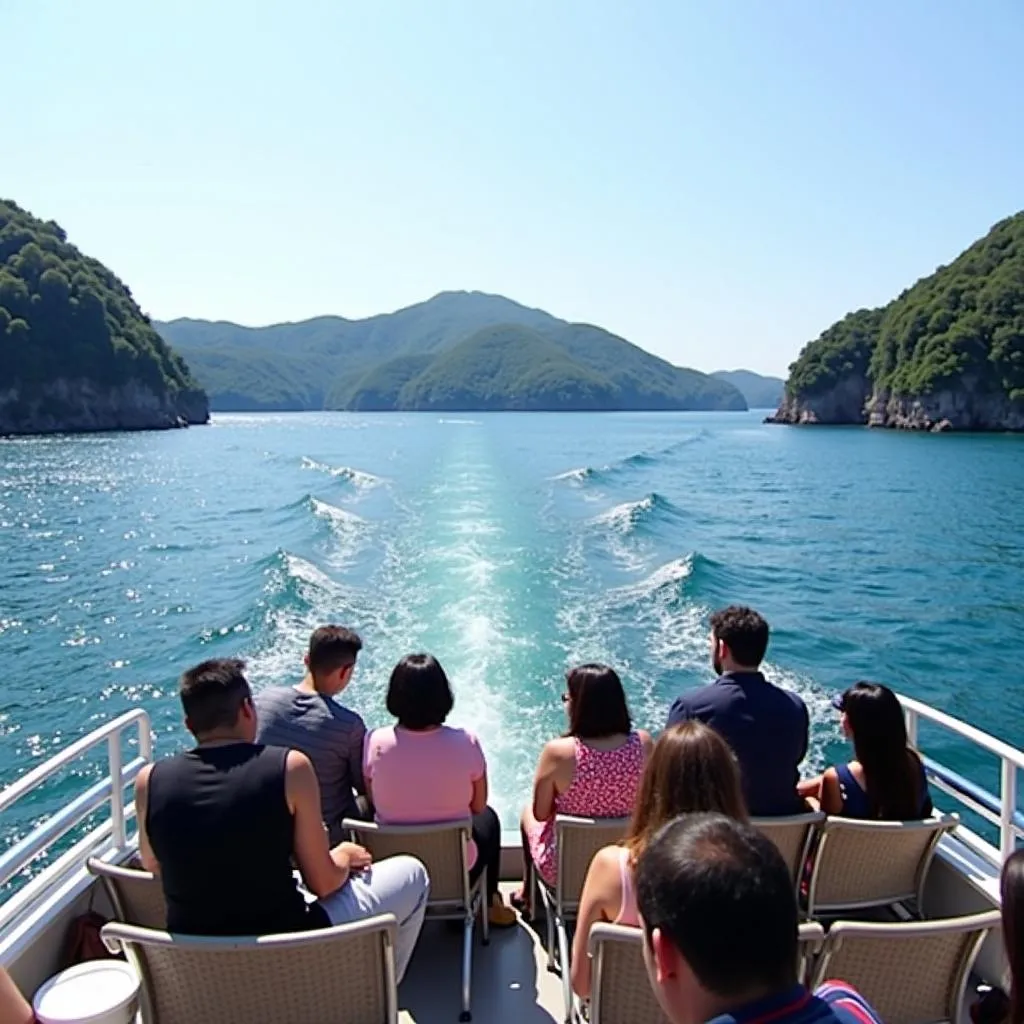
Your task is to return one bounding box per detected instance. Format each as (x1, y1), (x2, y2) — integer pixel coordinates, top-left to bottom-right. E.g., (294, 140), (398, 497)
(798, 682), (933, 819)
(135, 658), (429, 981)
(666, 605), (809, 816)
(570, 721), (748, 1000)
(999, 849), (1024, 1024)
(255, 625), (369, 845)
(636, 813), (883, 1024)
(516, 664), (651, 915)
(363, 653), (516, 927)
(0, 969), (33, 1024)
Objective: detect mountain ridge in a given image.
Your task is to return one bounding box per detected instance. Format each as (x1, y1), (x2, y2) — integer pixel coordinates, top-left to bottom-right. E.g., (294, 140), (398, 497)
(157, 291), (748, 412)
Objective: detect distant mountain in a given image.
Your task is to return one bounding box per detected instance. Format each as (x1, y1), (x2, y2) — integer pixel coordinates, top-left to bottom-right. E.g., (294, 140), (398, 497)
(156, 291), (746, 413)
(711, 370), (784, 409)
(772, 211), (1024, 431)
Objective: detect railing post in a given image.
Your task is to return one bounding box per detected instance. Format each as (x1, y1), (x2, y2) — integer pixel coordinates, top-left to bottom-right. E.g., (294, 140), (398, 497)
(1002, 758), (1017, 862)
(108, 733), (125, 848)
(904, 707), (918, 748)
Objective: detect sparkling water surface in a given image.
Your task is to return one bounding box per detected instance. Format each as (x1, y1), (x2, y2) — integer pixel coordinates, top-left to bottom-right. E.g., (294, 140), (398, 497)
(2, 411), (1023, 850)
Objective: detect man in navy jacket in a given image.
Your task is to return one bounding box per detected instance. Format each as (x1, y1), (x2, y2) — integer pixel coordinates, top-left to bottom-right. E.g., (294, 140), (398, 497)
(666, 606), (808, 816)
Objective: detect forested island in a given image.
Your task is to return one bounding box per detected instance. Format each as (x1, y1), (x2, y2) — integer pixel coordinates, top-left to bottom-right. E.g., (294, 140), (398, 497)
(158, 292), (748, 413)
(0, 200), (208, 436)
(771, 211), (1024, 431)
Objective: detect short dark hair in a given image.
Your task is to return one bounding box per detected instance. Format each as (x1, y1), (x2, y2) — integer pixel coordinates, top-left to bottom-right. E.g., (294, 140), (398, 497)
(308, 625), (362, 682)
(710, 605), (769, 668)
(386, 653), (454, 730)
(180, 658), (251, 735)
(566, 663), (632, 740)
(635, 813), (798, 998)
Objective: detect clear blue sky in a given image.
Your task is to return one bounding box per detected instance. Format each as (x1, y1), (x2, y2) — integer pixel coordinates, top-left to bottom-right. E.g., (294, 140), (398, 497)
(5, 1), (1023, 376)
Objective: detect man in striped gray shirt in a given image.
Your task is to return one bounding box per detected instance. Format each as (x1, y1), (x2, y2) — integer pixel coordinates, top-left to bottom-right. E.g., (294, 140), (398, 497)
(255, 626), (368, 844)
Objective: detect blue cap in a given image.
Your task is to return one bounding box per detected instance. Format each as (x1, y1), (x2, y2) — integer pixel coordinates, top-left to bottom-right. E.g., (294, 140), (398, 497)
(831, 693), (845, 711)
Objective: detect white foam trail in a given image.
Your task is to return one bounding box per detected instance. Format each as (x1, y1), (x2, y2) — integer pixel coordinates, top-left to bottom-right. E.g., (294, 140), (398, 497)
(438, 418), (482, 426)
(300, 456), (384, 488)
(551, 466), (594, 483)
(310, 497), (366, 529)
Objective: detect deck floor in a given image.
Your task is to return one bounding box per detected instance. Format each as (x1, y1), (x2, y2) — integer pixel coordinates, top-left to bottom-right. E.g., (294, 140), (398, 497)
(399, 887), (564, 1024)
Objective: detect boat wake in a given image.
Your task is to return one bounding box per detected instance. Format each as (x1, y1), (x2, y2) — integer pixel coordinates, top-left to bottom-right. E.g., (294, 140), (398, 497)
(300, 456), (384, 488)
(590, 493), (685, 536)
(551, 433), (707, 486)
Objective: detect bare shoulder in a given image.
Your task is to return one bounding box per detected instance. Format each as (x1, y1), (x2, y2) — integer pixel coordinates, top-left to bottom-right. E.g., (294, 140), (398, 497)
(636, 729), (654, 750)
(542, 736), (576, 762)
(285, 748), (315, 777)
(135, 762), (153, 792)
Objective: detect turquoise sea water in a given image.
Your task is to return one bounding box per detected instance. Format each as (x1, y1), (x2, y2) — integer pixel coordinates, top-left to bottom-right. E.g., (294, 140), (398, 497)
(2, 411), (1023, 852)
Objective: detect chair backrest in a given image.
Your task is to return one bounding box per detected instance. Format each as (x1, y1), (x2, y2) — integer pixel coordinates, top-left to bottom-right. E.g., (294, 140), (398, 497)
(806, 813), (958, 916)
(752, 812), (825, 887)
(587, 923), (668, 1024)
(87, 856), (167, 929)
(796, 921), (826, 985)
(101, 914), (398, 1024)
(587, 920), (828, 1024)
(809, 910), (1001, 1024)
(344, 818), (471, 909)
(555, 815), (631, 915)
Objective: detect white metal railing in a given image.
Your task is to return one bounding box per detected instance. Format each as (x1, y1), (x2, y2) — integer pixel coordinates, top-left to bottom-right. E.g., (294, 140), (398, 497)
(0, 709), (152, 930)
(899, 692), (1024, 862)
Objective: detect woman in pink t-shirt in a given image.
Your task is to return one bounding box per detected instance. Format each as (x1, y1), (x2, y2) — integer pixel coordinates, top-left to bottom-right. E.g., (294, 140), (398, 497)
(363, 654), (516, 928)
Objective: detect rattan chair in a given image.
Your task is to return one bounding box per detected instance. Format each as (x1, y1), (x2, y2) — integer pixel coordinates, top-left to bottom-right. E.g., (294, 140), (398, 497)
(101, 914), (399, 1024)
(810, 909), (1001, 1024)
(805, 812), (958, 918)
(752, 812), (825, 889)
(583, 921), (826, 1024)
(526, 814), (630, 1023)
(343, 817), (484, 1022)
(87, 856), (167, 929)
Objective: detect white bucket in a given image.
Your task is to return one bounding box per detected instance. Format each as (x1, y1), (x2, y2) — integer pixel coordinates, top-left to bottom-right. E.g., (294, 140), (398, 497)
(33, 960), (140, 1024)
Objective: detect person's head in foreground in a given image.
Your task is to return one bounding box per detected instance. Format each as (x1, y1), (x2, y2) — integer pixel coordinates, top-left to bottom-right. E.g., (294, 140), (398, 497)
(709, 605), (769, 675)
(1002, 848), (1024, 1024)
(635, 813), (799, 1024)
(626, 721), (748, 860)
(180, 658), (256, 744)
(305, 624), (362, 696)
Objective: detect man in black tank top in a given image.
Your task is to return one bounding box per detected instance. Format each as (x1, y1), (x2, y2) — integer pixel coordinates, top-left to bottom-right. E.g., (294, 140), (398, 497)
(135, 659), (429, 979)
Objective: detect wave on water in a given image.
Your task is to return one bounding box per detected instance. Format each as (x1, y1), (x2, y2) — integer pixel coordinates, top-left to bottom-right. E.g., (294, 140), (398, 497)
(300, 456), (384, 488)
(437, 418), (482, 426)
(309, 496), (366, 532)
(551, 433), (708, 486)
(591, 493), (684, 536)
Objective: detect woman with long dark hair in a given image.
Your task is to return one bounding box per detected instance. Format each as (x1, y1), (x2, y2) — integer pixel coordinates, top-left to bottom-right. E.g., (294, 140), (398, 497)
(800, 681), (932, 819)
(570, 721), (748, 999)
(514, 664), (652, 916)
(1001, 849), (1024, 1024)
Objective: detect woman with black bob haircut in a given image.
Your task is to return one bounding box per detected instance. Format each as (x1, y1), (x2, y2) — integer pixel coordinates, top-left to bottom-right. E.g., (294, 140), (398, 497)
(799, 681), (932, 819)
(363, 654), (516, 927)
(514, 663), (652, 915)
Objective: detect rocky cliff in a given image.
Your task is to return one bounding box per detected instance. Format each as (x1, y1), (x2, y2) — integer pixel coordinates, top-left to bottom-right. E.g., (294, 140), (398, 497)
(0, 198), (209, 436)
(0, 380), (208, 436)
(771, 212), (1024, 432)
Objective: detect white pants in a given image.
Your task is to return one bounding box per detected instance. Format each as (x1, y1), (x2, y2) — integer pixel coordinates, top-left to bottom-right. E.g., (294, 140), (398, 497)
(317, 854), (429, 983)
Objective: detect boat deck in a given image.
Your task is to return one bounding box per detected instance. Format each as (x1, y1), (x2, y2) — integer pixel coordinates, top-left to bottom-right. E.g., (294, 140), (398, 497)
(400, 886), (562, 1023)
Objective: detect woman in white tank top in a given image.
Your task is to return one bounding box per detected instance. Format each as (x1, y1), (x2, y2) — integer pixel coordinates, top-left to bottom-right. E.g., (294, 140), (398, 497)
(569, 721), (749, 1001)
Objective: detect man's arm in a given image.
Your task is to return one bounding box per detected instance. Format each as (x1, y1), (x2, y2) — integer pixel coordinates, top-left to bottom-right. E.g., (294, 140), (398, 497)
(665, 694), (694, 729)
(286, 750), (371, 898)
(133, 763), (160, 875)
(348, 719), (367, 798)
